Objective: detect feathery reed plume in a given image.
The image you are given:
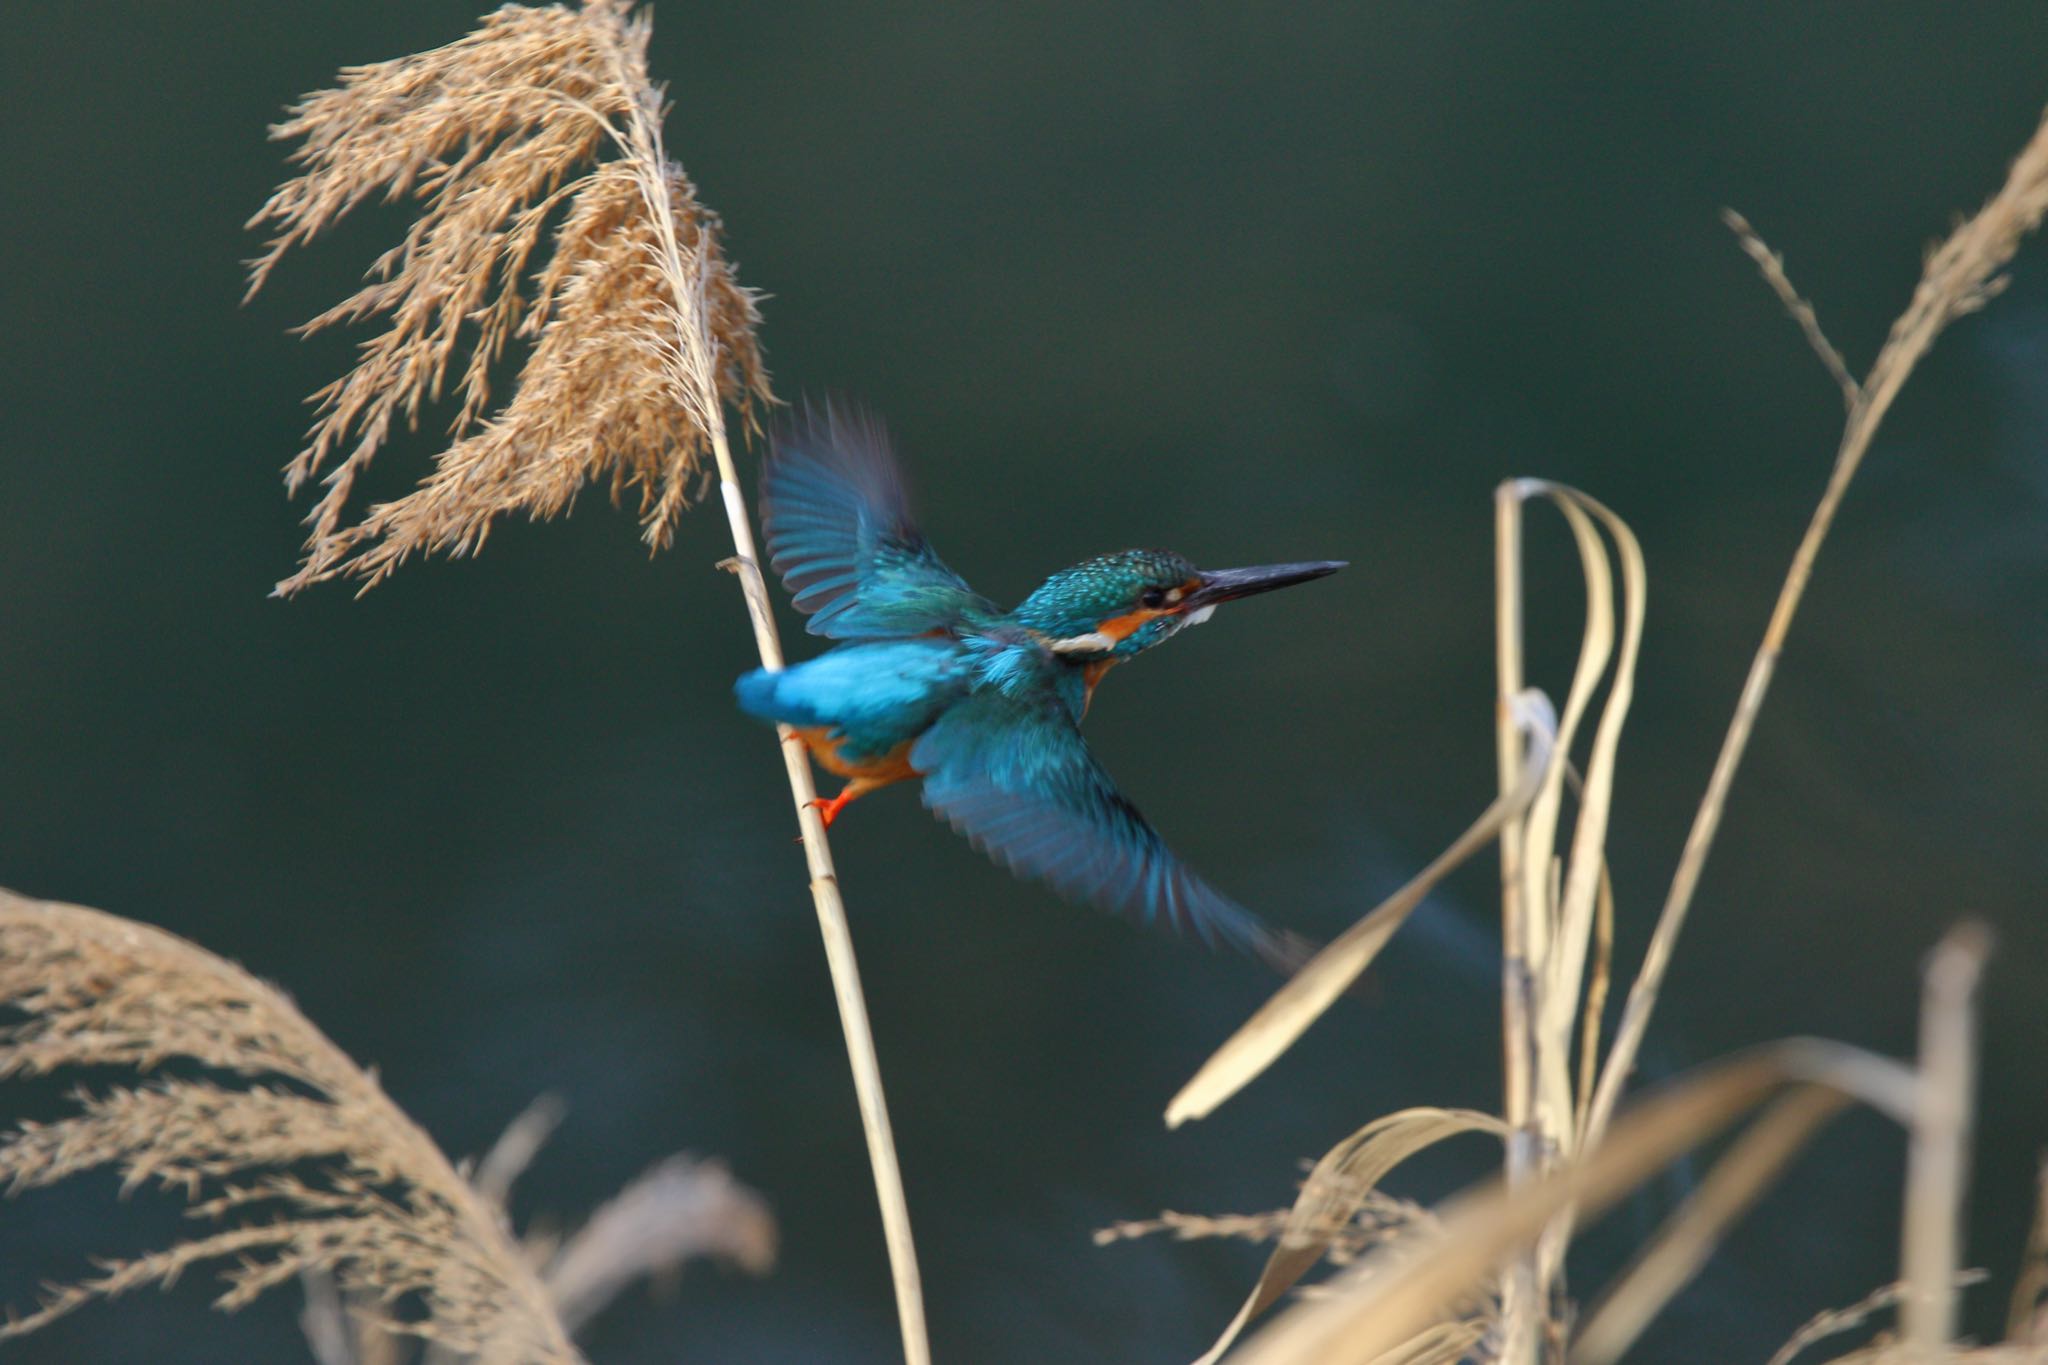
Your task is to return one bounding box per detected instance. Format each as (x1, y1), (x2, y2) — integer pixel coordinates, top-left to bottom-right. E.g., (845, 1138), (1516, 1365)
(0, 889), (578, 1358)
(249, 8), (926, 1360)
(247, 0), (769, 593)
(0, 890), (775, 1359)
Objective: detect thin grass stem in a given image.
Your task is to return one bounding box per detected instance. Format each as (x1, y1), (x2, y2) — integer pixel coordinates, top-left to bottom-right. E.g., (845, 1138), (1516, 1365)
(1899, 921), (1990, 1354)
(1588, 108), (2048, 1145)
(619, 83), (931, 1365)
(1493, 481), (1543, 1365)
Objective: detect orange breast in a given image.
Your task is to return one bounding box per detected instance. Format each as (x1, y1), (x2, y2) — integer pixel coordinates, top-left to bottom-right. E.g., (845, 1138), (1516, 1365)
(789, 726), (919, 783)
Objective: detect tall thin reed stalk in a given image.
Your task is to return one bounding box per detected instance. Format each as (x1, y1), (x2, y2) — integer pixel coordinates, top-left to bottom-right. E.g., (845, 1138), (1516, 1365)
(1136, 90), (2048, 1365)
(244, 5), (927, 1359)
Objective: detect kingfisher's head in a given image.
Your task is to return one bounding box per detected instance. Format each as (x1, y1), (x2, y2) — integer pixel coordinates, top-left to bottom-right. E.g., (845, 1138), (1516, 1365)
(1014, 549), (1345, 663)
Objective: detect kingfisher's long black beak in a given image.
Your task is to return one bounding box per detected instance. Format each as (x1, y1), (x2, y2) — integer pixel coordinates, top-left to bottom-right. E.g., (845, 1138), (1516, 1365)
(1184, 560), (1346, 610)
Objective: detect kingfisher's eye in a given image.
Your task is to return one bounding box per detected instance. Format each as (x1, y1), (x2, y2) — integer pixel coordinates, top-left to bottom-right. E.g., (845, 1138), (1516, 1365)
(1140, 588), (1166, 609)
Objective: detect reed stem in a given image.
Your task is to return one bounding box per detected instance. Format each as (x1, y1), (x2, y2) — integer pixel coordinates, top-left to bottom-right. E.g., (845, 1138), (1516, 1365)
(623, 77), (931, 1365)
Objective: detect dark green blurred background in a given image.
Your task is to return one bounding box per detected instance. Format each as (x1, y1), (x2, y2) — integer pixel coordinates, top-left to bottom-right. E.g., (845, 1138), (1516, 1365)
(5, 3), (2048, 1361)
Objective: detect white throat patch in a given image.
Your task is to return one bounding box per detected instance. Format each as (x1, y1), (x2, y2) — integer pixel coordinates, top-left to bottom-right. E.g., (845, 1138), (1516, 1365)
(1046, 630), (1116, 655)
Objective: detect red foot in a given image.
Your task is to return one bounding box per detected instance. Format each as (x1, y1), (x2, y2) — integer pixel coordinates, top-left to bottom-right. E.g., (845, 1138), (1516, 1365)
(805, 790), (856, 829)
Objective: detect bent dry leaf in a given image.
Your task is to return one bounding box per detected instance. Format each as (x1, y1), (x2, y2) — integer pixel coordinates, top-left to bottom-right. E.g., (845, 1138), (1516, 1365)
(1189, 1108), (1508, 1365)
(1231, 1039), (1917, 1365)
(1164, 689), (1557, 1129)
(1490, 477), (1647, 1360)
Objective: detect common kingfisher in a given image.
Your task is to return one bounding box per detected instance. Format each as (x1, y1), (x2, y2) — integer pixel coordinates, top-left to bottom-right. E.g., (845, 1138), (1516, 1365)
(734, 402), (1343, 967)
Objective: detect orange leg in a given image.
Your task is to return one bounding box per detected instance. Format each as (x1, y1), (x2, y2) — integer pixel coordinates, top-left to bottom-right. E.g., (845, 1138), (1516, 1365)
(805, 776), (886, 829)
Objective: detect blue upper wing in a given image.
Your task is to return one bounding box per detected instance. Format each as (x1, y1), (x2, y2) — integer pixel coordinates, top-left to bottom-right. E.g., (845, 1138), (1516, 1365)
(760, 402), (994, 639)
(911, 691), (1297, 965)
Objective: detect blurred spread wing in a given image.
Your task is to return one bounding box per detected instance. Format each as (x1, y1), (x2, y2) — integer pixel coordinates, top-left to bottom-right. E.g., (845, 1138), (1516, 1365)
(760, 401), (994, 639)
(911, 692), (1293, 964)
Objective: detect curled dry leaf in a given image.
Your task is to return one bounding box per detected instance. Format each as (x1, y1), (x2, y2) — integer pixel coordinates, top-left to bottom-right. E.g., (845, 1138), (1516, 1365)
(1187, 1108), (1508, 1365)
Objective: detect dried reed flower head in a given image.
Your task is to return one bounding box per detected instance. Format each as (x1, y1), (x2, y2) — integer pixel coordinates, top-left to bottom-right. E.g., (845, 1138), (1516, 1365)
(247, 0), (772, 594)
(0, 889), (774, 1358)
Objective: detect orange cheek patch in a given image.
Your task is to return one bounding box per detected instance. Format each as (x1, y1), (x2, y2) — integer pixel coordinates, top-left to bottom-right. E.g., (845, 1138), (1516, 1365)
(1095, 608), (1169, 642)
(1095, 578), (1202, 642)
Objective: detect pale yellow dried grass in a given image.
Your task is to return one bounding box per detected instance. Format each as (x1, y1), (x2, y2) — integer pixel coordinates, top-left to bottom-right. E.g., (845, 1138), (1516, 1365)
(1135, 92), (2048, 1365)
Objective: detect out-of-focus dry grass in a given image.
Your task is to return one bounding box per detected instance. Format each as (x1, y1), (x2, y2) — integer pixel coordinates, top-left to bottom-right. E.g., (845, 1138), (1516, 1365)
(0, 889), (773, 1360)
(1119, 92), (2048, 1365)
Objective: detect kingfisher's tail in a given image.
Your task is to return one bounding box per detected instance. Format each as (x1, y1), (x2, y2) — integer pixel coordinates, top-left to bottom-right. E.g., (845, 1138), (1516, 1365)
(733, 668), (792, 725)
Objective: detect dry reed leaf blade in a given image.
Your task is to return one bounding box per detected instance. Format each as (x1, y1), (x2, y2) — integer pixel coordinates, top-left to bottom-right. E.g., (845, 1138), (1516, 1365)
(1492, 480), (1647, 1183)
(1535, 485), (1644, 1126)
(247, 1), (771, 595)
(1186, 1108), (1508, 1365)
(1230, 1039), (1916, 1365)
(1569, 1085), (1852, 1365)
(1164, 689), (1559, 1128)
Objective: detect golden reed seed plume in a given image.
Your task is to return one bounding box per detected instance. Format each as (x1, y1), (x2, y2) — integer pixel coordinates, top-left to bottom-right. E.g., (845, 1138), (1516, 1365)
(247, 0), (771, 595)
(0, 890), (775, 1358)
(0, 892), (580, 1359)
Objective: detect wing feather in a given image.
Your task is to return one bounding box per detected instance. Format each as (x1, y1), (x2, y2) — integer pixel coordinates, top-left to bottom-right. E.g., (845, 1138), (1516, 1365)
(912, 692), (1294, 963)
(760, 401), (993, 639)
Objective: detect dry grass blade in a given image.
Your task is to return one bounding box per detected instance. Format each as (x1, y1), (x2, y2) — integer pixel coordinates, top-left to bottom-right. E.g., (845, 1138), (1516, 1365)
(248, 1), (769, 593)
(1230, 1039), (1916, 1365)
(1520, 484), (1645, 1158)
(1164, 690), (1558, 1128)
(1589, 102), (2048, 1142)
(0, 888), (579, 1361)
(1570, 1085), (1851, 1365)
(1186, 1109), (1508, 1364)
